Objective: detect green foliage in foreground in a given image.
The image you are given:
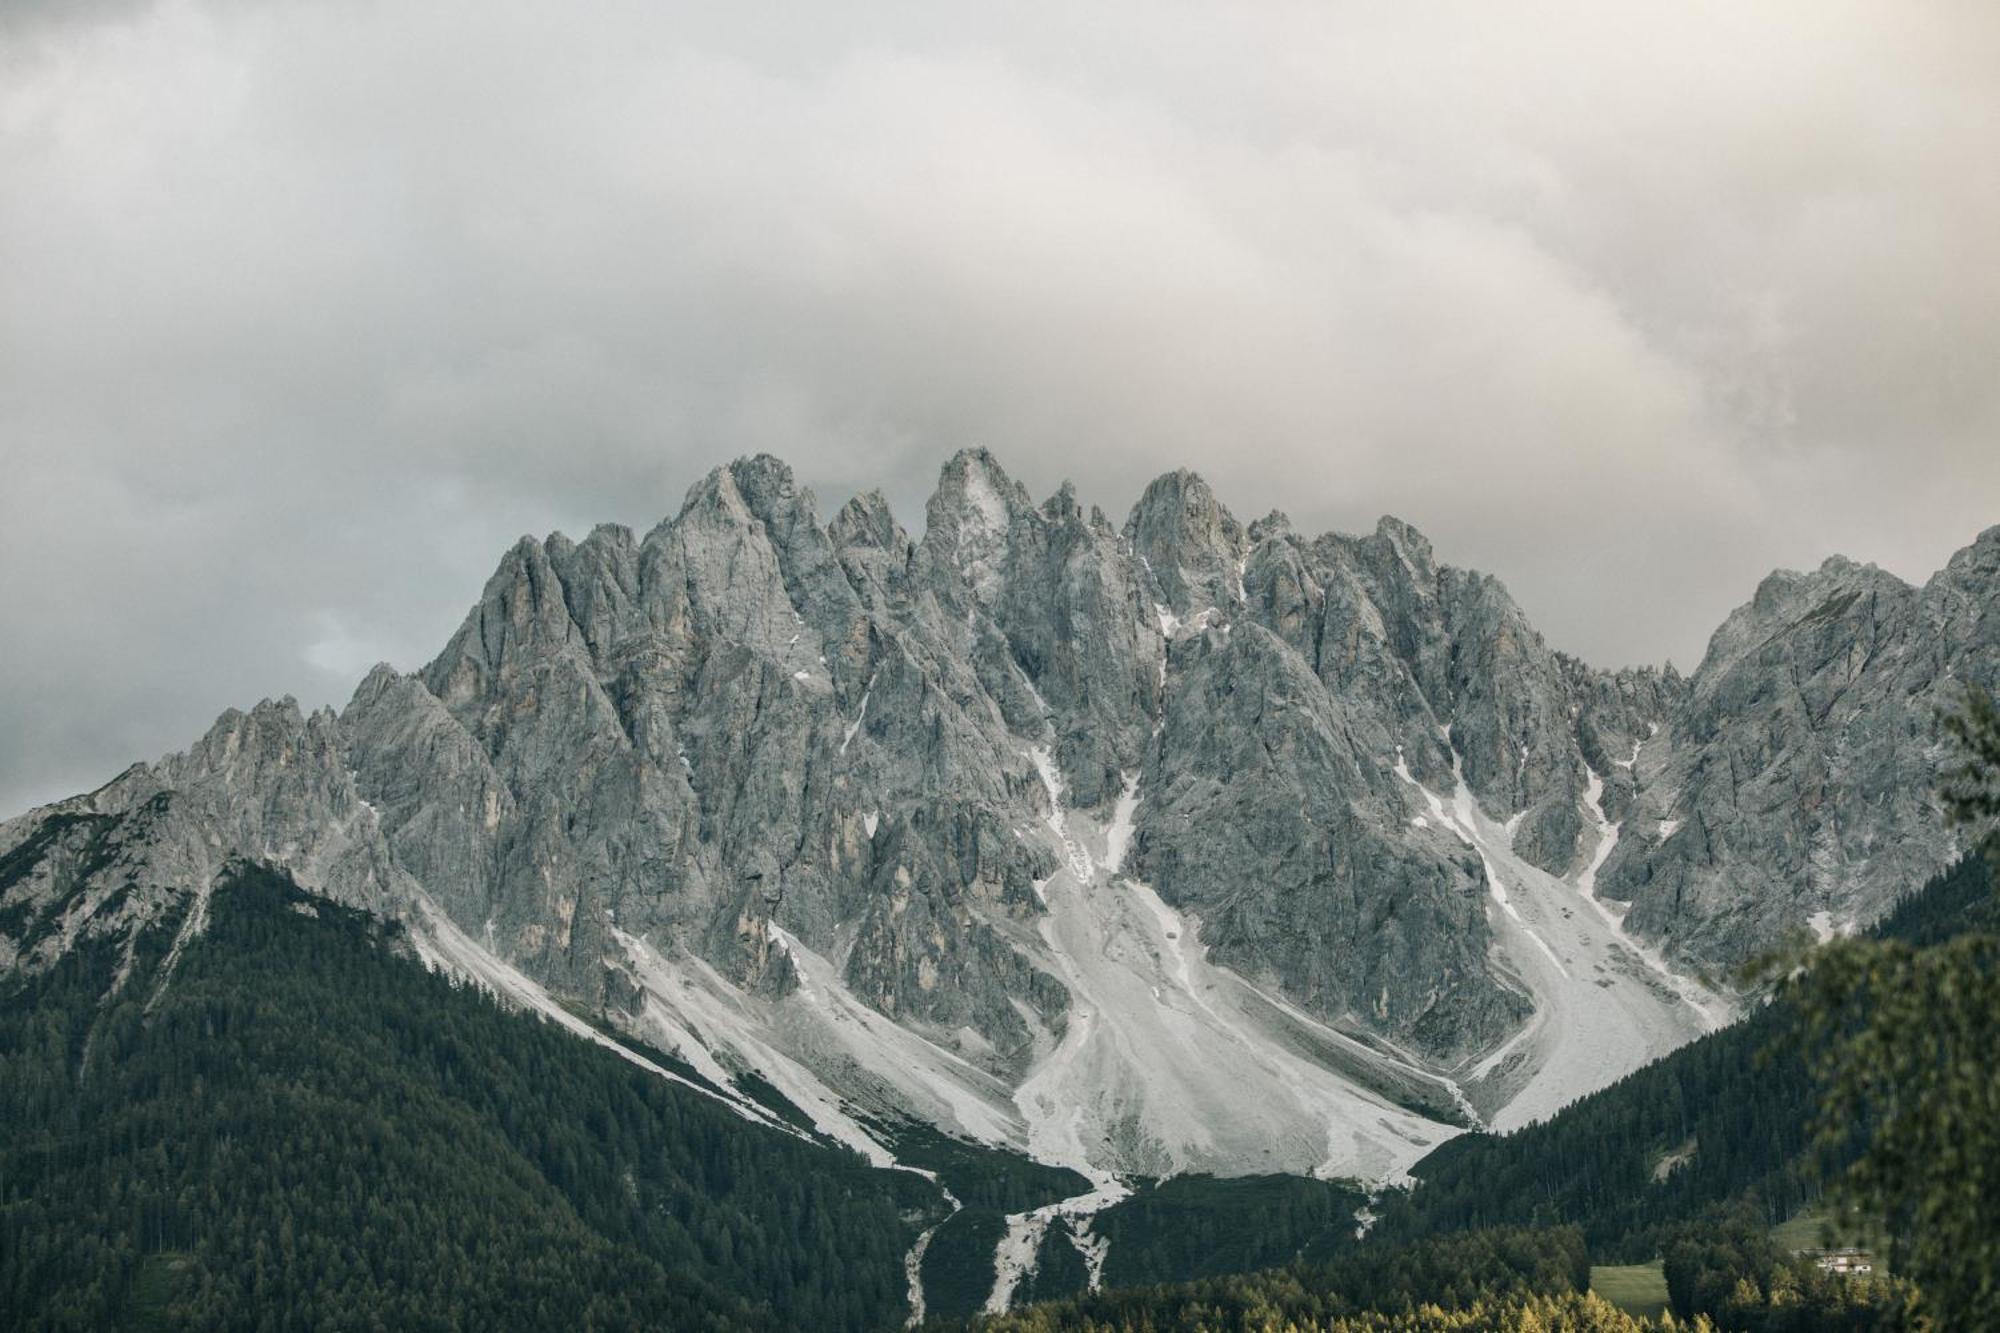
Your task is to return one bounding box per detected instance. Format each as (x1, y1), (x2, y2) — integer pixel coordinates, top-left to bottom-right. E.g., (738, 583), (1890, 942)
(0, 865), (935, 1332)
(1786, 932), (2000, 1328)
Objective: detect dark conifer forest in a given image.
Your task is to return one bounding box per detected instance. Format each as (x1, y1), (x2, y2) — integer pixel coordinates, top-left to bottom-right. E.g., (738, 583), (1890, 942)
(0, 865), (935, 1332)
(1374, 854), (1996, 1260)
(3, 850), (1990, 1330)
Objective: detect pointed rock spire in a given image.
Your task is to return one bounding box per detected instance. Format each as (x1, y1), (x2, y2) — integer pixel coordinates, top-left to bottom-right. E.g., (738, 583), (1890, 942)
(919, 448), (1034, 605)
(830, 490), (903, 550)
(1124, 468), (1244, 613)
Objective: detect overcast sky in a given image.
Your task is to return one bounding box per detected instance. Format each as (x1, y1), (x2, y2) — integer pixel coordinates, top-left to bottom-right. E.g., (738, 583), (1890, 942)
(3, 1), (1998, 817)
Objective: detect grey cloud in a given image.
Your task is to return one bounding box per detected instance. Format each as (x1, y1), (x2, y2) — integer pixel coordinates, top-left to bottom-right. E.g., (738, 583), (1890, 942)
(3, 0), (1998, 814)
(0, 0), (157, 40)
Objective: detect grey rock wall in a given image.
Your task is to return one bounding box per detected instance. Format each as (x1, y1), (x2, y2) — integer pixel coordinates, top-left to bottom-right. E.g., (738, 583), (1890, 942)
(3, 450), (1990, 1091)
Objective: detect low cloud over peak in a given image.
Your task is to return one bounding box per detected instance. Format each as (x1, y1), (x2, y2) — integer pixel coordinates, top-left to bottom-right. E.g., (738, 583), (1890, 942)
(3, 0), (1997, 814)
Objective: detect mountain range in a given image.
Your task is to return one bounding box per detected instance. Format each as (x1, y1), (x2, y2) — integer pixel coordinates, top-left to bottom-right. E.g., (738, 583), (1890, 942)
(4, 449), (1993, 1211)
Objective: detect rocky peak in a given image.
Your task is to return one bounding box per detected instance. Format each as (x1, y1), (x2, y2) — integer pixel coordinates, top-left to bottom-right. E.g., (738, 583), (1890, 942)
(1919, 526), (2000, 676)
(421, 534), (589, 710)
(1688, 556), (1915, 716)
(1599, 530), (1992, 973)
(829, 490), (911, 614)
(829, 490), (903, 551)
(544, 524), (641, 660)
(724, 453), (807, 523)
(1737, 554), (1907, 629)
(1040, 479), (1083, 526)
(1123, 468), (1245, 614)
(1930, 522), (2000, 596)
(927, 447), (1028, 529)
(661, 455), (823, 568)
(172, 696), (309, 778)
(633, 458), (845, 669)
(1247, 510), (1293, 544)
(3, 447), (1984, 1187)
(918, 448), (1035, 606)
(1368, 515), (1439, 588)
(672, 459), (757, 531)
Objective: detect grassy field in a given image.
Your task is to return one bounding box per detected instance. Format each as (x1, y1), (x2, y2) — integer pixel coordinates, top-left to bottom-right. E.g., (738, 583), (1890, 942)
(1772, 1206), (1835, 1253)
(1591, 1261), (1670, 1318)
(1771, 1205), (1890, 1275)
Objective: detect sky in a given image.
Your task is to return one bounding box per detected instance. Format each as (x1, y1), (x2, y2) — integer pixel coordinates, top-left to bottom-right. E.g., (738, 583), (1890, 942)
(3, 0), (1998, 817)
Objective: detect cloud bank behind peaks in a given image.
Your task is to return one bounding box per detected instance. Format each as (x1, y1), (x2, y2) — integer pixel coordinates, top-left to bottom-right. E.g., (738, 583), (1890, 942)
(1, 0), (1997, 815)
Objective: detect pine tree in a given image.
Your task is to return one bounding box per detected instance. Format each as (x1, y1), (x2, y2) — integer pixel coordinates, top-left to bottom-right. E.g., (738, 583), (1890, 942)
(1783, 684), (2000, 1329)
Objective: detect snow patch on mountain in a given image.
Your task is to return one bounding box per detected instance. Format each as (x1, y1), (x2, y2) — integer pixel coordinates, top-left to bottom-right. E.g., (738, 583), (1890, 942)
(409, 899), (785, 1131)
(1101, 773), (1140, 876)
(1578, 769), (1733, 1031)
(1393, 754), (1726, 1132)
(840, 688), (870, 754)
(904, 1180), (962, 1327)
(611, 926), (1022, 1169)
(986, 1169), (1128, 1314)
(145, 878), (213, 1011)
(1010, 775), (1456, 1182)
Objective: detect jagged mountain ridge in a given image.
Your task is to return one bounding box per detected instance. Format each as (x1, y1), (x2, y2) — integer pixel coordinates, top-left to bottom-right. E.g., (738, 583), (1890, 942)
(2, 449), (1992, 1184)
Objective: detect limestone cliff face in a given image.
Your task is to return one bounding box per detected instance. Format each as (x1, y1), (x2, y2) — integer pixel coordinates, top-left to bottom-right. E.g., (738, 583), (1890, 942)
(2, 451), (1989, 1088)
(1601, 531), (2000, 968)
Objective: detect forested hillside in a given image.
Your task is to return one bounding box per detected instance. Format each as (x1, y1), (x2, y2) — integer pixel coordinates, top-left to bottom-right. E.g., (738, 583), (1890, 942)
(1374, 854), (1995, 1261)
(950, 1227), (1680, 1331)
(1095, 1175), (1370, 1289)
(957, 1218), (1906, 1332)
(0, 865), (938, 1331)
(2, 841), (1986, 1330)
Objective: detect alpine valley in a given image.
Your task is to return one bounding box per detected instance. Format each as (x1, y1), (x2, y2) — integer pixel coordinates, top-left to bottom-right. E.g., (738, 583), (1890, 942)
(4, 450), (1995, 1327)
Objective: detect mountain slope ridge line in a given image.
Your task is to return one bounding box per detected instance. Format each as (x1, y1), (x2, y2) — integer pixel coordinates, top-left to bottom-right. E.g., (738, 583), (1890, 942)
(2, 448), (1992, 1187)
